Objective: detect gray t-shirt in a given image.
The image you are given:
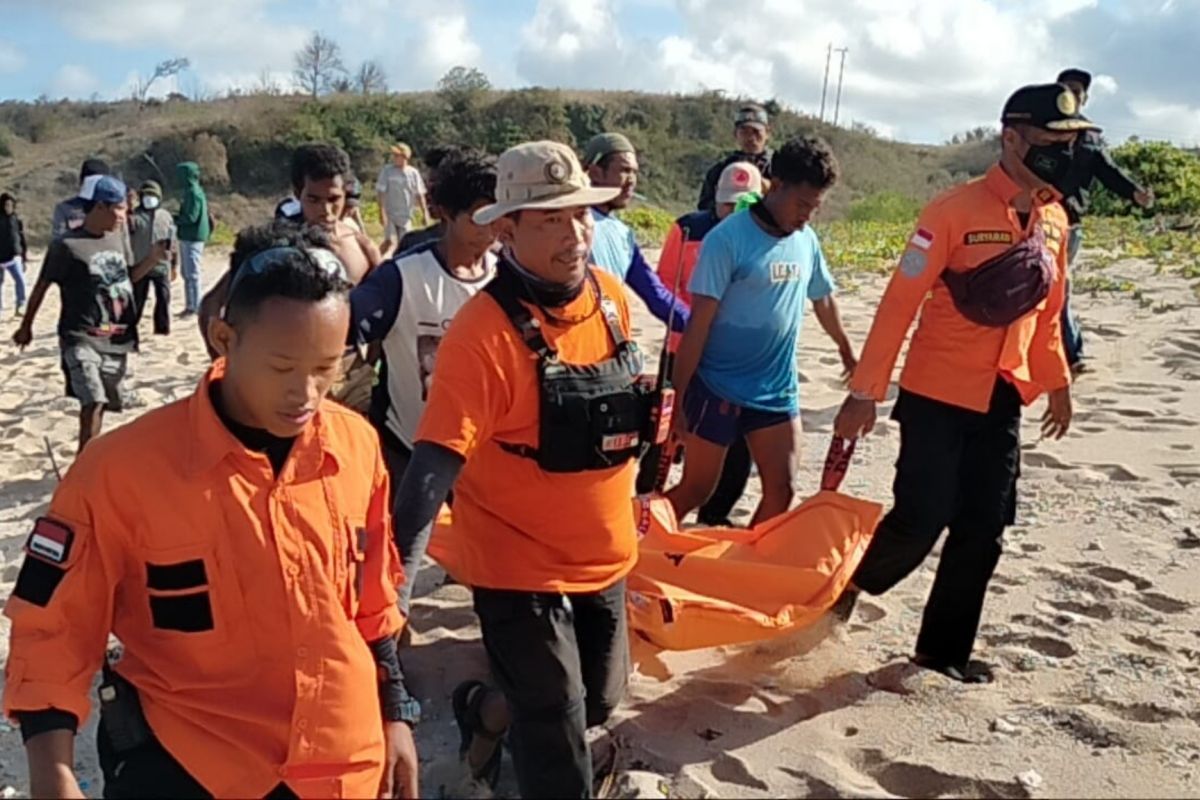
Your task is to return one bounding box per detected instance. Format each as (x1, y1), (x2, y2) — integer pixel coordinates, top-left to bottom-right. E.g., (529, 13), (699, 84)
(129, 207), (175, 277)
(41, 228), (138, 353)
(375, 164), (426, 225)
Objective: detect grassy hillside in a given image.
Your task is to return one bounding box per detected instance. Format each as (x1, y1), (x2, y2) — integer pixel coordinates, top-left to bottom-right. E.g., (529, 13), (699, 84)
(0, 90), (999, 245)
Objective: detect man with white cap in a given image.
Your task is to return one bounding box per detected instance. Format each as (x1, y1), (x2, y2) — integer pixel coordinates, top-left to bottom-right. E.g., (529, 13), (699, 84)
(653, 160), (764, 522)
(14, 175), (168, 452)
(376, 143), (429, 252)
(581, 132), (689, 333)
(389, 140), (650, 797)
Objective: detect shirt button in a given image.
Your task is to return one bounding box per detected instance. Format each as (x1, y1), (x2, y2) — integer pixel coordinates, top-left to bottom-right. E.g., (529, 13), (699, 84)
(277, 766), (288, 777)
(288, 565), (301, 577)
(297, 718), (308, 730)
(296, 646), (308, 658)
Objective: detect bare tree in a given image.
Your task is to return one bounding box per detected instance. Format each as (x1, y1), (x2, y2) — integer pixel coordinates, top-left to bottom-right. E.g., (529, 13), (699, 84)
(355, 60), (389, 95)
(133, 57), (191, 105)
(293, 32), (346, 99)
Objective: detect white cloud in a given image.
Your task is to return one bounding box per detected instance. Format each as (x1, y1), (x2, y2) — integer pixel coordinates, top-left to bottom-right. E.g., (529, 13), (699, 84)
(0, 41), (24, 74)
(50, 64), (101, 98)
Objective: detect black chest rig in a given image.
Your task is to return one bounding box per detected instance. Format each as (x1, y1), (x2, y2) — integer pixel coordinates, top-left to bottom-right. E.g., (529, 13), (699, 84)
(487, 265), (652, 473)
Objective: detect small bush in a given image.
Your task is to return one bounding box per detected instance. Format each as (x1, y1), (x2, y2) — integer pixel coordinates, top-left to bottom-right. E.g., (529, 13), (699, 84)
(620, 205), (675, 248)
(847, 191), (922, 224)
(1091, 140), (1200, 218)
(0, 127), (11, 158)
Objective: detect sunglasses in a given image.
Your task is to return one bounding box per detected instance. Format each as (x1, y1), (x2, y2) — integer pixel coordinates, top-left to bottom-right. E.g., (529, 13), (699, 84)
(222, 246), (348, 320)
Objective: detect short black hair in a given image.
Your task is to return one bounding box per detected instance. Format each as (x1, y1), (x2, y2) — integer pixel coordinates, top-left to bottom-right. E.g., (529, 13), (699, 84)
(80, 158), (110, 182)
(0, 193), (15, 208)
(1057, 68), (1092, 90)
(771, 136), (839, 190)
(423, 145), (463, 173)
(430, 152), (497, 219)
(225, 222), (351, 327)
(290, 144), (352, 196)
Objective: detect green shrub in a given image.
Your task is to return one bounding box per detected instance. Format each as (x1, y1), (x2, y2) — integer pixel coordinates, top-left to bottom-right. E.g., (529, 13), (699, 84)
(619, 205), (675, 248)
(847, 191), (922, 224)
(0, 127), (11, 158)
(1091, 141), (1200, 217)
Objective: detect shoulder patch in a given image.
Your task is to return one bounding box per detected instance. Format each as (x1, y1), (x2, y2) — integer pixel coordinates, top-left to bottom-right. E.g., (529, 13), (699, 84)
(964, 231), (1014, 246)
(899, 249), (928, 278)
(26, 518), (75, 565)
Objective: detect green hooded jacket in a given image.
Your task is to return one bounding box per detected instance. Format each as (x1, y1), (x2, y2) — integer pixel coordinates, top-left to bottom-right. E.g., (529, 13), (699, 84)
(174, 162), (211, 243)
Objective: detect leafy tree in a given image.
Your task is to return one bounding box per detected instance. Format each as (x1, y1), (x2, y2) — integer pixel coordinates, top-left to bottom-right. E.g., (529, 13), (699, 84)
(293, 32), (347, 99)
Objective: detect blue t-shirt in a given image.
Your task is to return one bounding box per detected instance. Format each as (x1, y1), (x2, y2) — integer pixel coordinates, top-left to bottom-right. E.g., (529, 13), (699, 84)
(589, 208), (636, 280)
(689, 211), (835, 413)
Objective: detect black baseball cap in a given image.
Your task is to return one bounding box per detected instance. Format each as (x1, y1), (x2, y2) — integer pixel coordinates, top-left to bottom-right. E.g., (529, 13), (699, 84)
(1001, 83), (1099, 132)
(735, 104), (769, 130)
(80, 157), (111, 182)
(1056, 68), (1093, 90)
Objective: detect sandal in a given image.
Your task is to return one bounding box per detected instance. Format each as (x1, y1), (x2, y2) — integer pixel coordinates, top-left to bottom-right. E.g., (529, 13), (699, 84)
(452, 680), (504, 788)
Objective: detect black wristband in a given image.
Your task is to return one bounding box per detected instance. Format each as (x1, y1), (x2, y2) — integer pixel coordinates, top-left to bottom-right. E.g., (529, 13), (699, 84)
(368, 636), (420, 726)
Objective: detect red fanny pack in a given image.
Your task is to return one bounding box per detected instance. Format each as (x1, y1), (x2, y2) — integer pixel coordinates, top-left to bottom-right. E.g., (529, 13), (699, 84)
(941, 228), (1054, 327)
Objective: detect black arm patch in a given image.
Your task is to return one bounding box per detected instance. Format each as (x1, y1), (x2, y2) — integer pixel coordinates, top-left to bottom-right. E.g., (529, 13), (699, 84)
(12, 558), (68, 608)
(146, 560), (207, 591)
(149, 592), (214, 633)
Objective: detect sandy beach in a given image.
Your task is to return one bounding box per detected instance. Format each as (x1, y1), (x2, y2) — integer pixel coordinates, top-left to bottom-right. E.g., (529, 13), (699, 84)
(0, 243), (1198, 798)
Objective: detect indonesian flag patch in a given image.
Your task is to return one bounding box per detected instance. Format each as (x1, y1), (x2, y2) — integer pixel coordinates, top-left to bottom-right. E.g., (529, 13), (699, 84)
(909, 228), (935, 250)
(26, 518), (75, 565)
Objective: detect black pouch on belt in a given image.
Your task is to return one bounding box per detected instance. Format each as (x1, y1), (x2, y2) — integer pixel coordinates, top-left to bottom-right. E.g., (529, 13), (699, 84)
(98, 663), (153, 754)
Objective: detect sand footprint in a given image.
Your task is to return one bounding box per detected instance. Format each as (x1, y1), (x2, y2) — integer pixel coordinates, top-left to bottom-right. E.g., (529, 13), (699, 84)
(849, 748), (1032, 800)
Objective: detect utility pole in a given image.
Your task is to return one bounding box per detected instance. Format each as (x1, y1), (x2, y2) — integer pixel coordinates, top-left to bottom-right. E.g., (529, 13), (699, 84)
(819, 43), (832, 122)
(833, 47), (849, 126)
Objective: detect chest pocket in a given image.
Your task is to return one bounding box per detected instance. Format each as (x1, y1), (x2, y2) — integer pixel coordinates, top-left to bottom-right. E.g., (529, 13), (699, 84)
(130, 541), (258, 685)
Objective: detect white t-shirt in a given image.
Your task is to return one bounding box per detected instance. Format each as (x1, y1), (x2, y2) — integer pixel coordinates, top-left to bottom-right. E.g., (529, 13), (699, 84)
(382, 247), (496, 446)
(375, 165), (426, 226)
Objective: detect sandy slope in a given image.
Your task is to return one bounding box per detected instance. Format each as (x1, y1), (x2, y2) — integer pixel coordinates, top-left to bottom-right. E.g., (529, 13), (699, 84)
(0, 245), (1198, 798)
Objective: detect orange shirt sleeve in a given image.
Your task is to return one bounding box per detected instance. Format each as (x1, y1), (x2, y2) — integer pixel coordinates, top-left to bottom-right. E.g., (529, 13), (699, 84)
(1027, 211), (1071, 393)
(354, 444), (405, 642)
(850, 206), (952, 401)
(415, 300), (512, 458)
(4, 476), (120, 726)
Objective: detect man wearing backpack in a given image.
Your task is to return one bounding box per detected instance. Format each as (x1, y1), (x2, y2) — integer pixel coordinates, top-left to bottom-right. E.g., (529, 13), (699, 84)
(834, 84), (1083, 684)
(175, 162), (211, 317)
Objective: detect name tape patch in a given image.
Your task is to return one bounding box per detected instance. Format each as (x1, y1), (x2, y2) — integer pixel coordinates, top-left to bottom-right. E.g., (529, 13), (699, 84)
(27, 518), (74, 565)
(964, 230), (1014, 246)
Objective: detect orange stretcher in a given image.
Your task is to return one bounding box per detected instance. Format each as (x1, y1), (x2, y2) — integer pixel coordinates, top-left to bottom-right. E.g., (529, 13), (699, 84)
(429, 438), (883, 651)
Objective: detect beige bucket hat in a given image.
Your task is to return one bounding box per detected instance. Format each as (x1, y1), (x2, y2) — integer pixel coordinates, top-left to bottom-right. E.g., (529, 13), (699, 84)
(473, 140), (621, 226)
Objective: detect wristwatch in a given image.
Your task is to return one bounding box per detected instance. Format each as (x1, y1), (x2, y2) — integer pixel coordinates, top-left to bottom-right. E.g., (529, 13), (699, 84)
(383, 696), (421, 728)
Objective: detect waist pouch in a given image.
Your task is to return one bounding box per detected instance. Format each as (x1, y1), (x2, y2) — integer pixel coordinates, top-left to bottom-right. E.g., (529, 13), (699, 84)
(941, 228), (1053, 327)
(487, 264), (653, 473)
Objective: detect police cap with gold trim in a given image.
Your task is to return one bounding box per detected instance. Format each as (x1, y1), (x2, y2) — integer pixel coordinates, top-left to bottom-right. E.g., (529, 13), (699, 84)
(1001, 83), (1100, 132)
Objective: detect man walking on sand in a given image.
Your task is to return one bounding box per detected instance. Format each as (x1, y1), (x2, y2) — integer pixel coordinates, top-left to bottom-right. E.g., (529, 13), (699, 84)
(175, 162), (210, 317)
(377, 143), (429, 252)
(51, 158), (111, 238)
(834, 84), (1082, 684)
(129, 180), (178, 336)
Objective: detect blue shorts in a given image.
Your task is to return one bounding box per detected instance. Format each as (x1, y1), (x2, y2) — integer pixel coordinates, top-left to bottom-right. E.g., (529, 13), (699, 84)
(682, 376), (797, 447)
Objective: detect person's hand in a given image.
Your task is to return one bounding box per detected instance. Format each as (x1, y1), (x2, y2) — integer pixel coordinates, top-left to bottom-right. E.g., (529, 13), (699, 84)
(1041, 387), (1072, 440)
(151, 241), (170, 263)
(171, 266), (179, 283)
(1134, 188), (1155, 209)
(29, 763), (85, 799)
(838, 346), (858, 386)
(13, 323), (32, 350)
(834, 395), (877, 439)
(378, 721), (419, 799)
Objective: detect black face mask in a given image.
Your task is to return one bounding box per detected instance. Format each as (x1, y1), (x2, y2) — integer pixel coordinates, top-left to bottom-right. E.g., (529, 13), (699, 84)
(502, 248), (586, 308)
(1022, 138), (1075, 185)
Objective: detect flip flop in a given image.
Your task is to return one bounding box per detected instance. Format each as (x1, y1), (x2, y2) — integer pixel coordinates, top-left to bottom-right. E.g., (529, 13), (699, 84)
(452, 680), (503, 788)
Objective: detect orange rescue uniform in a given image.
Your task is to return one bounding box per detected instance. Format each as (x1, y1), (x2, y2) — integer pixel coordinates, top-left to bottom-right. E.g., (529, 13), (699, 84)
(851, 164), (1071, 410)
(418, 267), (639, 593)
(4, 363), (404, 798)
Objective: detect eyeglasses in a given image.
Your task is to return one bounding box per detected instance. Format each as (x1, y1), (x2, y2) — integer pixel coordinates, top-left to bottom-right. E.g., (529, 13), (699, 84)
(222, 246), (348, 320)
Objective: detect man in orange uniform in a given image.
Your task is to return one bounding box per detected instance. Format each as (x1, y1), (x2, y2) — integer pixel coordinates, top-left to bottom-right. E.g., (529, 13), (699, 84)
(389, 141), (646, 797)
(834, 84), (1087, 684)
(5, 223), (420, 799)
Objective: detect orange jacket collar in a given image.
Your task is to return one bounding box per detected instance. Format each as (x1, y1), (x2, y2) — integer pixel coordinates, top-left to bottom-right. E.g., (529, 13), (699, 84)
(984, 163), (1063, 208)
(186, 359), (342, 479)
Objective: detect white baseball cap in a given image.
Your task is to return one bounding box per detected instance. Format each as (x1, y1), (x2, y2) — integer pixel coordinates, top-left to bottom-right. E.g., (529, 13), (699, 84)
(473, 141), (620, 226)
(715, 161), (764, 205)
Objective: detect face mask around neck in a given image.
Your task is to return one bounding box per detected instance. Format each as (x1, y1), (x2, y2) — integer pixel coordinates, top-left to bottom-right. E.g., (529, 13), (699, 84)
(503, 248), (586, 307)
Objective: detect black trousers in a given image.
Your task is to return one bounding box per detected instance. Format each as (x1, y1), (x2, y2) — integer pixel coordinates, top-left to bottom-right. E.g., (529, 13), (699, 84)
(97, 716), (297, 799)
(473, 579), (630, 800)
(852, 380), (1021, 669)
(133, 272), (171, 335)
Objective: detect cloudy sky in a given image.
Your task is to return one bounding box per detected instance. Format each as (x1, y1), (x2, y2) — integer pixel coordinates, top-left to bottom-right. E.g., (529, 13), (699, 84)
(0, 0), (1195, 146)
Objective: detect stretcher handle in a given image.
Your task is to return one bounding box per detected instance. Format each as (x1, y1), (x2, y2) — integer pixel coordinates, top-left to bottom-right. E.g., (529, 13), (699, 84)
(820, 436), (856, 492)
